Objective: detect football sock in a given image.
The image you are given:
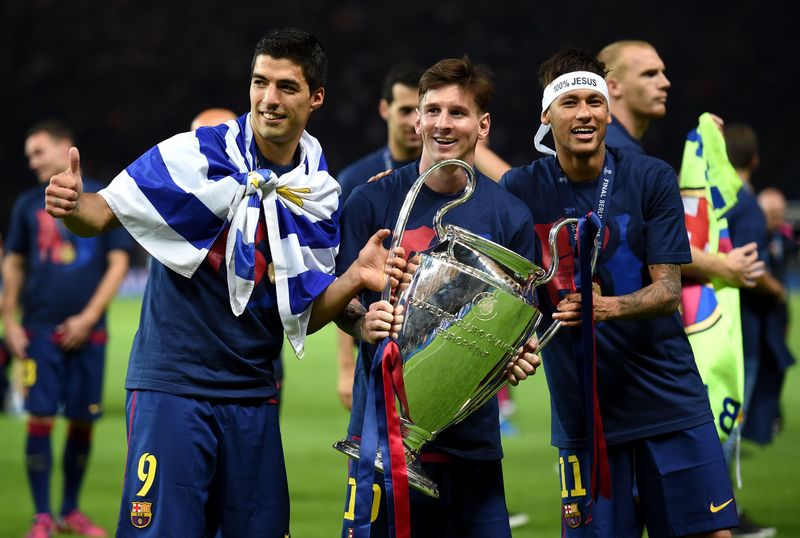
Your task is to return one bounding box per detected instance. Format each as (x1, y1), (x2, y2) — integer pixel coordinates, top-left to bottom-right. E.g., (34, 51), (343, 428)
(26, 419), (54, 515)
(61, 421), (93, 515)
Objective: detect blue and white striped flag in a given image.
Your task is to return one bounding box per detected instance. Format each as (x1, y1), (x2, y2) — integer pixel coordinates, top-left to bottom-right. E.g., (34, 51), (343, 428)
(99, 113), (340, 357)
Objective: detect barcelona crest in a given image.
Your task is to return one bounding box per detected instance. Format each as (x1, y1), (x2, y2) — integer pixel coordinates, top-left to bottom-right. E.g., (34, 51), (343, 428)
(131, 501), (153, 529)
(563, 502), (582, 529)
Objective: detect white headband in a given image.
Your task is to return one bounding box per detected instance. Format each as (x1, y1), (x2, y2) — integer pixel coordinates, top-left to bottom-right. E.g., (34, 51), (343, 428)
(534, 71), (610, 156)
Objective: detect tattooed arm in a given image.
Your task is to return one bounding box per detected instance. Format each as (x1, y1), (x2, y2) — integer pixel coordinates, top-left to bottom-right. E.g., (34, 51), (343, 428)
(597, 263), (682, 320)
(334, 298), (367, 340)
(552, 263), (683, 327)
(334, 298), (404, 344)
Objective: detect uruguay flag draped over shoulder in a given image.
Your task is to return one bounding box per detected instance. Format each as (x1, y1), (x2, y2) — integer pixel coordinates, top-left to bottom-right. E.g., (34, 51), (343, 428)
(99, 113), (340, 357)
(679, 112), (743, 442)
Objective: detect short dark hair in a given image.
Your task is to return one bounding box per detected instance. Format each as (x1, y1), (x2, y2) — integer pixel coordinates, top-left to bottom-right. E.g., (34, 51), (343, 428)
(418, 56), (494, 113)
(537, 48), (607, 88)
(381, 62), (424, 103)
(724, 123), (759, 169)
(251, 28), (327, 91)
(26, 120), (75, 144)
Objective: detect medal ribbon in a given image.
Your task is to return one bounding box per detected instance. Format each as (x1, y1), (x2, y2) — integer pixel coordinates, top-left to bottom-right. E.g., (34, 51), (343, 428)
(575, 214), (612, 505)
(551, 153), (615, 508)
(353, 338), (411, 538)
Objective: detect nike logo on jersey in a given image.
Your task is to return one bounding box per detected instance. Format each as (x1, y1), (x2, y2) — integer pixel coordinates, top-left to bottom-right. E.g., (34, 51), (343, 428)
(709, 498), (733, 513)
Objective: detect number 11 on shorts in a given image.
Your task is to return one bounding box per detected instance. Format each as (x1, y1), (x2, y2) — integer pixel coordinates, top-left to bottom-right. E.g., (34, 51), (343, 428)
(559, 454), (587, 498)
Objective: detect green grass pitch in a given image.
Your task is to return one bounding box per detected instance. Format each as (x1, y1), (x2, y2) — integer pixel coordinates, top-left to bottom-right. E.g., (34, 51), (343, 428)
(1, 295), (798, 536)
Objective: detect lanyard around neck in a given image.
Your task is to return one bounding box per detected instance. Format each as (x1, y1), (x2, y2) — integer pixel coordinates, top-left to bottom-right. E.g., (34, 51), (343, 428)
(553, 151), (616, 255)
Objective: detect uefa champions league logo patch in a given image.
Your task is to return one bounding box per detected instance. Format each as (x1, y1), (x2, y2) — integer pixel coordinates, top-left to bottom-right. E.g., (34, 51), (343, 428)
(131, 501), (153, 528)
(471, 292), (498, 321)
(563, 502), (582, 528)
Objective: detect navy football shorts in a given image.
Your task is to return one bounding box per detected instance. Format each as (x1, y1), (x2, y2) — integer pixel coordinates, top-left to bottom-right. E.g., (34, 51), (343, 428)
(23, 326), (106, 421)
(341, 449), (511, 538)
(558, 421), (738, 537)
(116, 390), (289, 537)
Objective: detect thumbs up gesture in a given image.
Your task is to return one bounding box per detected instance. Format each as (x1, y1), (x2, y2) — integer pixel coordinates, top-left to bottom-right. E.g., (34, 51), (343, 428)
(46, 146), (83, 218)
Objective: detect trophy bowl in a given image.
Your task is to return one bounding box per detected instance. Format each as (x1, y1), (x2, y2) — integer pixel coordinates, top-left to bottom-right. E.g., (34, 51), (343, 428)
(334, 159), (576, 498)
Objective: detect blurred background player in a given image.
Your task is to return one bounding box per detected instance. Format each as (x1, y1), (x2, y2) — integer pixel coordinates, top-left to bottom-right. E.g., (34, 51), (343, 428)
(2, 120), (132, 538)
(0, 233), (20, 415)
(337, 62), (425, 205)
(720, 123), (786, 537)
(722, 123), (787, 430)
(599, 40), (764, 290)
(190, 107), (240, 131)
(597, 39), (670, 154)
(335, 62), (424, 411)
(746, 187), (797, 444)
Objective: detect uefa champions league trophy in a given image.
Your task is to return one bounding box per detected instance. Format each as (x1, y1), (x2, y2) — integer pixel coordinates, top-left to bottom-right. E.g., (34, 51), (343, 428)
(334, 159), (579, 498)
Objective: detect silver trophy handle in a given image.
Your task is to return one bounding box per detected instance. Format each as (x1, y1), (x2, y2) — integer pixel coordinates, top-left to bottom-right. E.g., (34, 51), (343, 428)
(536, 217), (601, 351)
(537, 218), (578, 286)
(381, 159), (477, 302)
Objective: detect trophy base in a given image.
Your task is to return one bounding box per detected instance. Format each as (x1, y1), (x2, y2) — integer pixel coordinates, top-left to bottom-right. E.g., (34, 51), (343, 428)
(332, 438), (440, 499)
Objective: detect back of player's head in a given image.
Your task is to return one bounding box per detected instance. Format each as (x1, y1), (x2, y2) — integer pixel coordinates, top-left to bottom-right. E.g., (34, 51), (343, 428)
(252, 28), (327, 91)
(597, 40), (655, 78)
(757, 186), (786, 208)
(419, 56), (494, 113)
(26, 120), (75, 144)
(538, 49), (607, 88)
(381, 62), (424, 103)
(191, 108), (237, 131)
(724, 123), (759, 169)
